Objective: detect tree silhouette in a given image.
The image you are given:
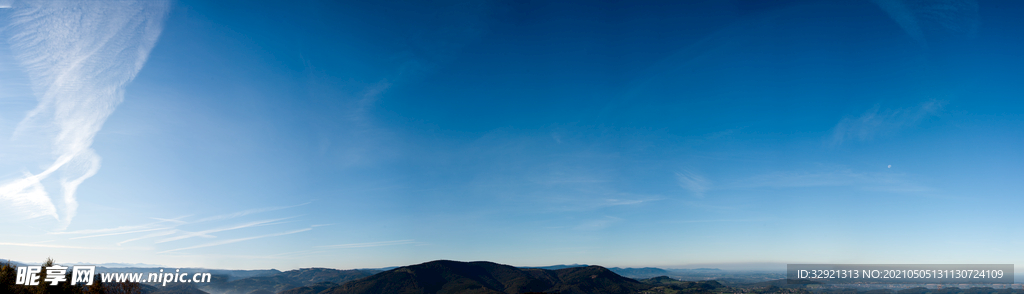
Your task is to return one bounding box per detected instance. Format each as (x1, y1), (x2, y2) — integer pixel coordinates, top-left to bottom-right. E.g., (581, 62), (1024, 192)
(0, 257), (146, 294)
(1, 260), (32, 294)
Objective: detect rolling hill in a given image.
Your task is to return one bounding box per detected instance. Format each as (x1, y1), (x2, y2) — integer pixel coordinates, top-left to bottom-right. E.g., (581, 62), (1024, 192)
(281, 260), (656, 294)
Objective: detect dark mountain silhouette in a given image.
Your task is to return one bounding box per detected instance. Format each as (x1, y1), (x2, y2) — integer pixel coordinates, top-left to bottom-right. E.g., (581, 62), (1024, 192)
(281, 260), (652, 294)
(640, 276), (680, 284)
(519, 265), (667, 279)
(277, 281), (341, 294)
(540, 265), (653, 294)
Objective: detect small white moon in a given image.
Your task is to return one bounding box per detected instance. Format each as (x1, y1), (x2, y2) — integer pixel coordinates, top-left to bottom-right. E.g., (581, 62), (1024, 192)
(887, 165), (891, 168)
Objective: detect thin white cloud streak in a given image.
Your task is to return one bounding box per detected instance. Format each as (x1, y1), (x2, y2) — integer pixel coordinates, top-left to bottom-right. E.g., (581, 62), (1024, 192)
(0, 242), (98, 249)
(737, 169), (932, 193)
(61, 203), (305, 236)
(574, 216), (621, 231)
(267, 250), (326, 257)
(48, 205), (306, 248)
(271, 239), (426, 257)
(830, 100), (945, 145)
(601, 199), (647, 206)
(156, 217), (298, 244)
(318, 240), (417, 249)
(70, 227), (169, 240)
(157, 228), (312, 254)
(547, 195), (657, 212)
(676, 171), (710, 197)
(117, 230), (177, 246)
(0, 0), (169, 229)
(150, 217), (188, 224)
(161, 253), (295, 260)
(871, 0), (979, 46)
(667, 219), (766, 224)
(872, 0), (926, 44)
(194, 202), (311, 223)
(50, 216), (188, 235)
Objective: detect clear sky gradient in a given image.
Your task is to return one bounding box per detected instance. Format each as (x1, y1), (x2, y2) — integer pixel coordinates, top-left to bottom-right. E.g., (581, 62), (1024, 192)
(1, 0), (1023, 270)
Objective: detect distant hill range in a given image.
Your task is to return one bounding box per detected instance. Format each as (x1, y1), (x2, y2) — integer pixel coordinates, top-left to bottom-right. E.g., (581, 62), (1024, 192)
(676, 268), (721, 271)
(200, 267), (381, 294)
(0, 259), (25, 267)
(518, 264), (668, 279)
(272, 262), (1024, 294)
(519, 264), (589, 270)
(7, 258), (1024, 294)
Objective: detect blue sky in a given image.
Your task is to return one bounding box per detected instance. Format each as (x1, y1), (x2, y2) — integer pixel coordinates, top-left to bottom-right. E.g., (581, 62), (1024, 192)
(1, 0), (1023, 270)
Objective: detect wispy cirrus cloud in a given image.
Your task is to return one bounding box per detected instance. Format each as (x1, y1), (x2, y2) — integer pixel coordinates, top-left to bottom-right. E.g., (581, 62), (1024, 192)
(676, 170), (710, 198)
(116, 230), (177, 246)
(51, 204), (300, 236)
(0, 171), (58, 220)
(194, 202), (310, 223)
(738, 168), (932, 193)
(269, 239), (423, 258)
(70, 227), (171, 240)
(0, 242), (100, 249)
(667, 219), (766, 224)
(156, 217), (298, 244)
(319, 239), (419, 249)
(830, 100), (945, 145)
(50, 216), (189, 235)
(0, 0), (169, 229)
(600, 198), (648, 207)
(574, 216), (621, 231)
(871, 0), (979, 46)
(157, 228), (313, 254)
(42, 204), (310, 252)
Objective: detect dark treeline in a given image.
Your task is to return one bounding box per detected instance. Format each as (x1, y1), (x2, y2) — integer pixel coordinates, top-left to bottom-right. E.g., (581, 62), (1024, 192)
(1, 258), (144, 294)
